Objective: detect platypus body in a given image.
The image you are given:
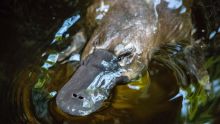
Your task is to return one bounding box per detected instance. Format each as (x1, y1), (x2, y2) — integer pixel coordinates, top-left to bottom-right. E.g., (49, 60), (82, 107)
(56, 0), (193, 116)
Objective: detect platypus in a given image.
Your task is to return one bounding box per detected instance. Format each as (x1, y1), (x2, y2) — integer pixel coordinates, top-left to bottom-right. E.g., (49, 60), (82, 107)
(56, 0), (193, 116)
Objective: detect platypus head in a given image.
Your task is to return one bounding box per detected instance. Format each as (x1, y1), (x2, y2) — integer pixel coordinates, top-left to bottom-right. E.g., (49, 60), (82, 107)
(56, 49), (131, 116)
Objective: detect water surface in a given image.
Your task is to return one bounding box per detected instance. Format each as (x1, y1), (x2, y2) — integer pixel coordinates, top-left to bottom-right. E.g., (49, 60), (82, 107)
(0, 0), (220, 123)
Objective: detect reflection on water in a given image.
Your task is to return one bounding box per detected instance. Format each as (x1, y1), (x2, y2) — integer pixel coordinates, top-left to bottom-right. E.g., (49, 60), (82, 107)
(52, 14), (81, 44)
(0, 0), (220, 123)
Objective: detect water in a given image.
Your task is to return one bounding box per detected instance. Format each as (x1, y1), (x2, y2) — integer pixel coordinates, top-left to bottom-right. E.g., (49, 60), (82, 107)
(0, 0), (220, 123)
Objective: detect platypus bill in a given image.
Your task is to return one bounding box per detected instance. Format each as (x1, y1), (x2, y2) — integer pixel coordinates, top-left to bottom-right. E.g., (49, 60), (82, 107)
(56, 0), (193, 116)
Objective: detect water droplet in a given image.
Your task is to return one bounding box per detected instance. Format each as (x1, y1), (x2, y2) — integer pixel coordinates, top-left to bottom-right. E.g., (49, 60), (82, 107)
(69, 54), (80, 61)
(180, 6), (186, 14)
(209, 31), (217, 40)
(49, 91), (57, 97)
(65, 34), (70, 38)
(47, 54), (59, 63)
(165, 0), (183, 9)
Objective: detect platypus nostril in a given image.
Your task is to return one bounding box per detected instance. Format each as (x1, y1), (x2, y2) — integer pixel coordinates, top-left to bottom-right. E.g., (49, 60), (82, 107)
(78, 96), (84, 99)
(72, 93), (84, 100)
(72, 93), (77, 98)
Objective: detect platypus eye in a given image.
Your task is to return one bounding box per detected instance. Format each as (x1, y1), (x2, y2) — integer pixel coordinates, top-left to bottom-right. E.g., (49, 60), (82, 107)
(117, 51), (132, 61)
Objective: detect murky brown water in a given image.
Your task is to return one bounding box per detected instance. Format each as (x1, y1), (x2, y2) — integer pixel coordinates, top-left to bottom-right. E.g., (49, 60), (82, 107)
(0, 0), (220, 124)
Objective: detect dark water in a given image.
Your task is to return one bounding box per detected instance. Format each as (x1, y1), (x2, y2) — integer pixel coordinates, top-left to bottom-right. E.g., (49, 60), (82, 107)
(0, 0), (220, 123)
